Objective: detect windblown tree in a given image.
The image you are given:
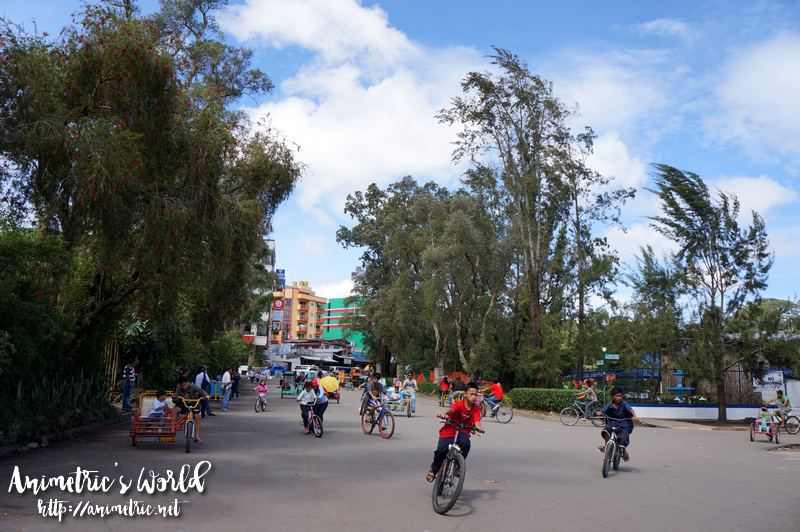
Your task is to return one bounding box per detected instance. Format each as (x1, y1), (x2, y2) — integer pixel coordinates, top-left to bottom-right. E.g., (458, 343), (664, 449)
(648, 164), (773, 423)
(438, 47), (628, 384)
(0, 5), (301, 368)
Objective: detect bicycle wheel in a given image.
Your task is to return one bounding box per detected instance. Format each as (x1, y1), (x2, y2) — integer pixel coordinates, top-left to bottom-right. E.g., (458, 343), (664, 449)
(590, 412), (606, 428)
(255, 398), (261, 413)
(479, 402), (487, 418)
(613, 444), (622, 470)
(495, 403), (513, 423)
(560, 407), (580, 426)
(361, 409), (375, 434)
(379, 409), (395, 439)
(185, 420), (193, 453)
(407, 400), (412, 418)
(749, 421), (755, 442)
(602, 441), (613, 478)
(775, 426), (780, 445)
(432, 453), (466, 514)
(784, 415), (800, 435)
(311, 416), (323, 438)
(260, 399), (266, 412)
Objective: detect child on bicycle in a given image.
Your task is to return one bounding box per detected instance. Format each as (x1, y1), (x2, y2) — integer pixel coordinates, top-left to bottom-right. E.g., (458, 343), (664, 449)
(480, 378), (503, 415)
(599, 386), (638, 462)
(426, 381), (484, 482)
(575, 380), (598, 419)
(296, 381), (317, 434)
(366, 373), (388, 419)
(254, 380), (268, 405)
(765, 390), (792, 428)
(438, 376), (450, 404)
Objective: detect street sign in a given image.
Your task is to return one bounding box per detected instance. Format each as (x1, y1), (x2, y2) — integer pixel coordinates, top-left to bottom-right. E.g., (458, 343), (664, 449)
(604, 353), (619, 360)
(595, 360), (604, 366)
(276, 269), (285, 279)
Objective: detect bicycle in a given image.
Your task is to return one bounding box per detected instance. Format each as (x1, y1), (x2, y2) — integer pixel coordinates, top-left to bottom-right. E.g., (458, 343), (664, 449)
(763, 405), (799, 435)
(254, 392), (267, 412)
(479, 392), (514, 423)
(175, 398), (201, 453)
(361, 399), (395, 439)
(438, 389), (452, 407)
(302, 398), (323, 437)
(432, 418), (480, 514)
(560, 400), (605, 427)
(600, 416), (628, 478)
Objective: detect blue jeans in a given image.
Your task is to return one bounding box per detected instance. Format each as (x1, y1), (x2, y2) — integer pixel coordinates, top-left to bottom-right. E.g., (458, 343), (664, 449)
(485, 396), (500, 412)
(406, 391), (416, 411)
(222, 388), (231, 410)
(122, 381), (133, 409)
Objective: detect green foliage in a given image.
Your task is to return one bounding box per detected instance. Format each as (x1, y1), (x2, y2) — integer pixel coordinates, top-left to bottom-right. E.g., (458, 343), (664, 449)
(507, 388), (579, 411)
(417, 382), (440, 396)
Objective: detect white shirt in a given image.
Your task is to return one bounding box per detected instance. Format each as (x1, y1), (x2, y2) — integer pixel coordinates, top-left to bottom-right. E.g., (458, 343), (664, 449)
(195, 373), (206, 388)
(148, 398), (169, 417)
(296, 389), (316, 405)
(222, 372), (231, 384)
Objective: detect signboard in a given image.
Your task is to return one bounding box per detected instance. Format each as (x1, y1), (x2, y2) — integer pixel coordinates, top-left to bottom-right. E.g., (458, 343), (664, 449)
(276, 269), (285, 279)
(595, 360), (604, 366)
(753, 370), (784, 392)
(243, 335), (254, 343)
(604, 353), (619, 360)
(271, 299), (284, 323)
(271, 321), (282, 331)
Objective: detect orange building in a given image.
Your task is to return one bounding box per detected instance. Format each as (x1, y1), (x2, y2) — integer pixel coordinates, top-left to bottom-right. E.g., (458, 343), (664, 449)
(270, 281), (327, 343)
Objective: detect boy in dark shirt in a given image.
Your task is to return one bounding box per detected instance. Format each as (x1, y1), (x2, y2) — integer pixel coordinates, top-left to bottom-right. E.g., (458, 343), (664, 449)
(599, 386), (638, 461)
(426, 381), (485, 482)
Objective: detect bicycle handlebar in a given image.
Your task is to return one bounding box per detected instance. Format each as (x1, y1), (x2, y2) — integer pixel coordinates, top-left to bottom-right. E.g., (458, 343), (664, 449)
(440, 418), (480, 434)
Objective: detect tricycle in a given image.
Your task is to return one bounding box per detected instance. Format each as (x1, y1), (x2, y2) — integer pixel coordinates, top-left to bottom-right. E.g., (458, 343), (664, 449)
(130, 392), (201, 453)
(750, 407), (780, 444)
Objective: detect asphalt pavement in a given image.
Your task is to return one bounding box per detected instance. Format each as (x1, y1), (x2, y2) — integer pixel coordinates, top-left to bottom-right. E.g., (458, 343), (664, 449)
(1, 384), (798, 531)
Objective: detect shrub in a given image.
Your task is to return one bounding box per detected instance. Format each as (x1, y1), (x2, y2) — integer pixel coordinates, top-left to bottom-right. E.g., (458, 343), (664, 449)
(417, 383), (439, 396)
(507, 388), (608, 411)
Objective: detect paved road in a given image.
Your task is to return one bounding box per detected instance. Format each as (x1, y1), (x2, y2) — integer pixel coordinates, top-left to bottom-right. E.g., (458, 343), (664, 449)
(1, 385), (799, 532)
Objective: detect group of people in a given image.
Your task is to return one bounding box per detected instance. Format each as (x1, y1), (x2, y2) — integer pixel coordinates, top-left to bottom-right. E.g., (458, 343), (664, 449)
(295, 370), (330, 433)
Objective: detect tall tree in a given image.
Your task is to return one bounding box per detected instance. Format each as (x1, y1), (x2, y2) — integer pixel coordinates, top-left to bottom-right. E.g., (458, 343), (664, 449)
(438, 47), (598, 384)
(559, 127), (634, 371)
(648, 164), (773, 423)
(0, 5), (301, 367)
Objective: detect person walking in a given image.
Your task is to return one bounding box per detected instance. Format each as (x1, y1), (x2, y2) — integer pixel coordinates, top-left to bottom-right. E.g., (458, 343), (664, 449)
(121, 358), (138, 412)
(221, 367), (232, 411)
(232, 371), (241, 399)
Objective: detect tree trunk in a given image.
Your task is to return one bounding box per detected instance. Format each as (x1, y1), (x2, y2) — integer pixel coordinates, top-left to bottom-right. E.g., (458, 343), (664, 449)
(432, 321), (448, 383)
(716, 381), (727, 425)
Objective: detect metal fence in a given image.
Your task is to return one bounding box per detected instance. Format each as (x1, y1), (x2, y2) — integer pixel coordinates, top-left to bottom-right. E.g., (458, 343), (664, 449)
(568, 367), (762, 406)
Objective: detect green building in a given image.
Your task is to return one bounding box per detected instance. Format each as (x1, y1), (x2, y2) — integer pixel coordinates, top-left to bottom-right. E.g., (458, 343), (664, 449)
(321, 297), (367, 352)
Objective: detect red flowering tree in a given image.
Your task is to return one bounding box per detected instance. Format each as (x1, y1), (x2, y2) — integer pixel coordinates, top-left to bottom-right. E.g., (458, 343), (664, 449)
(0, 6), (302, 367)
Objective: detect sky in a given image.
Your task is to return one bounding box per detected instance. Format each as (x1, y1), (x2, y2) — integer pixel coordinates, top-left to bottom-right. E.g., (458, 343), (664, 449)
(4, 0), (800, 303)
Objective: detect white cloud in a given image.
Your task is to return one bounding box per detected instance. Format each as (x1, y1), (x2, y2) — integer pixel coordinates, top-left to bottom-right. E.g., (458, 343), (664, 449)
(221, 0), (480, 218)
(314, 278), (354, 299)
(709, 175), (798, 219)
(296, 234), (329, 256)
(604, 223), (678, 264)
(550, 50), (674, 136)
(706, 32), (800, 164)
(633, 18), (693, 43)
(587, 132), (648, 190)
(769, 227), (800, 260)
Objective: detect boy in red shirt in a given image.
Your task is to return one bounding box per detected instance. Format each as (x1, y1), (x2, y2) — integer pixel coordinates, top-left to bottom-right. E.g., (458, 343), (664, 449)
(426, 382), (485, 482)
(481, 378), (503, 415)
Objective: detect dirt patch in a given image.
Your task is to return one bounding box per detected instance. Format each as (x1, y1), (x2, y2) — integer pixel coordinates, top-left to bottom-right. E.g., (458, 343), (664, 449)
(767, 444), (800, 452)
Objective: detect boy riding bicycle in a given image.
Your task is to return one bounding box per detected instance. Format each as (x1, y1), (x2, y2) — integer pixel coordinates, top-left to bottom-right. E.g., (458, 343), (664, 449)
(599, 386), (638, 462)
(426, 381), (485, 482)
(480, 378), (503, 415)
(765, 390), (792, 428)
(575, 381), (599, 419)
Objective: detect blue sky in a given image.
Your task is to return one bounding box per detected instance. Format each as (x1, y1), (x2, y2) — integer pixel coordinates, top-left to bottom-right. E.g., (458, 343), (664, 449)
(4, 1), (800, 302)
